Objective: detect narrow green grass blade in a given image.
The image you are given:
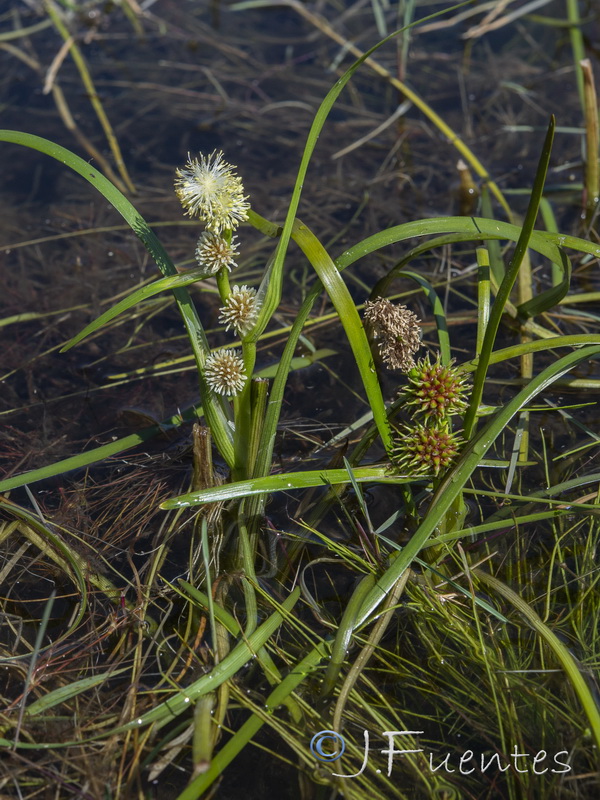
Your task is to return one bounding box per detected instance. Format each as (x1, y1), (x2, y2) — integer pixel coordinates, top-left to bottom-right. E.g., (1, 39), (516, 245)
(464, 117), (556, 438)
(161, 465), (410, 509)
(320, 572), (377, 698)
(176, 642), (328, 799)
(461, 333), (600, 370)
(13, 591), (56, 746)
(292, 221), (392, 452)
(0, 351), (334, 494)
(0, 403), (203, 493)
(336, 216), (571, 317)
(427, 510), (573, 546)
(0, 500), (88, 636)
(476, 247), (491, 357)
(399, 269), (450, 364)
(0, 588), (302, 749)
(475, 569), (600, 752)
(178, 581), (242, 636)
(25, 669), (128, 716)
(118, 587), (301, 732)
(480, 185), (506, 285)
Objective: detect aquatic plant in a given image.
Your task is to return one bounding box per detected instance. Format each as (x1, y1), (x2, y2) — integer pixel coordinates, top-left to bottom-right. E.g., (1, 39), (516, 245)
(204, 348), (247, 396)
(1, 3), (600, 799)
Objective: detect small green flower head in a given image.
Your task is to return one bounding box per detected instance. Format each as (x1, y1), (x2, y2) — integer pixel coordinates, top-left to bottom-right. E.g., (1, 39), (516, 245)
(204, 349), (246, 396)
(391, 423), (464, 477)
(404, 353), (470, 421)
(195, 231), (239, 275)
(218, 285), (260, 336)
(175, 151), (250, 233)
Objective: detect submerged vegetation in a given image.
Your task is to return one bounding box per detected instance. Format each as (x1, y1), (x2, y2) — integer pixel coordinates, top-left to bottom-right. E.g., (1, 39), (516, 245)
(1, 1), (599, 798)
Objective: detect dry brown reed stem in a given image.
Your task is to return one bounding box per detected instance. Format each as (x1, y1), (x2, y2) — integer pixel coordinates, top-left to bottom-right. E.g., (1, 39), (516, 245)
(580, 58), (599, 225)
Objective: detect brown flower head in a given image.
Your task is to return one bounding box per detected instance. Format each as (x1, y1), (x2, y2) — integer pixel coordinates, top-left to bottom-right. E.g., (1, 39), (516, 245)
(363, 298), (421, 372)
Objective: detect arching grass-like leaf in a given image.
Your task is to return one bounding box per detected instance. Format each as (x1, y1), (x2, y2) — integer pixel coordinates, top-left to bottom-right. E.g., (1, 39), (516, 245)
(60, 270), (212, 352)
(161, 465), (411, 509)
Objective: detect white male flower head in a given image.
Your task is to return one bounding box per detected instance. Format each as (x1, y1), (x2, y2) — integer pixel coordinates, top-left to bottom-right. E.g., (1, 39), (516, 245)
(218, 285), (260, 336)
(195, 231), (239, 275)
(204, 349), (246, 396)
(175, 150), (250, 233)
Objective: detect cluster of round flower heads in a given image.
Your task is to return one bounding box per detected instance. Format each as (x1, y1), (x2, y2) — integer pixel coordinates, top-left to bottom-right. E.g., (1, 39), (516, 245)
(362, 297), (471, 478)
(391, 355), (471, 477)
(175, 151), (260, 397)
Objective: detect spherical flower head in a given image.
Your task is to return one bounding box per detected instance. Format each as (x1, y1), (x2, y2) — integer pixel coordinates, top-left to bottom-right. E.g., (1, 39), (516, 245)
(204, 349), (246, 396)
(363, 298), (421, 372)
(195, 231), (239, 275)
(218, 285), (260, 336)
(404, 353), (470, 421)
(174, 151), (250, 233)
(391, 423), (464, 477)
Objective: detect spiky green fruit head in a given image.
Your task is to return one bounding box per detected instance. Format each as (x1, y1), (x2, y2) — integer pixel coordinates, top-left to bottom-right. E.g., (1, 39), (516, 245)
(391, 423), (464, 477)
(404, 353), (470, 421)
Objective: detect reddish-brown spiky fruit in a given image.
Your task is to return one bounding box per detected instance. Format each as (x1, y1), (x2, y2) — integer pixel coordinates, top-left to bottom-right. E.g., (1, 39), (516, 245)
(391, 423), (464, 477)
(403, 354), (470, 421)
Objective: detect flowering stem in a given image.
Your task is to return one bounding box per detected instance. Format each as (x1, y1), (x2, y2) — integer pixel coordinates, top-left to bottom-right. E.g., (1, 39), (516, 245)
(232, 341), (257, 481)
(216, 266), (231, 305)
